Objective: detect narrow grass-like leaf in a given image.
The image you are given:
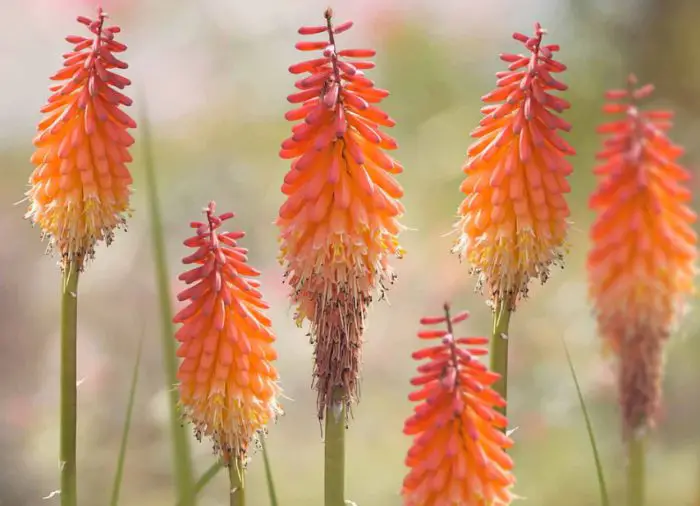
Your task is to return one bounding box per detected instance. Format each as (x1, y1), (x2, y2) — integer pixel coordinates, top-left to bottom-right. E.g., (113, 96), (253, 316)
(139, 93), (197, 506)
(261, 436), (279, 506)
(175, 461), (225, 506)
(109, 334), (145, 506)
(561, 336), (610, 506)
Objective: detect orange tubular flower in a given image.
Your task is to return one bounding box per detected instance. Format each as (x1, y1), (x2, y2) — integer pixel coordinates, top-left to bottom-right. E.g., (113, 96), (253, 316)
(587, 76), (697, 434)
(402, 305), (515, 506)
(174, 202), (281, 461)
(277, 8), (405, 419)
(452, 23), (574, 310)
(26, 8), (135, 269)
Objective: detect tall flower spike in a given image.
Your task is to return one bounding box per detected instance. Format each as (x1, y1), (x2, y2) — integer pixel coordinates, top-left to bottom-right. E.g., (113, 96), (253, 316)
(174, 202), (281, 462)
(587, 76), (697, 435)
(26, 8), (136, 270)
(277, 8), (405, 419)
(452, 22), (574, 310)
(402, 304), (515, 506)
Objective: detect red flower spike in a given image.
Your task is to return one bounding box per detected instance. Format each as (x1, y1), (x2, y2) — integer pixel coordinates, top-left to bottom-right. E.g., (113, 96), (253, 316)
(452, 22), (574, 310)
(587, 75), (697, 436)
(277, 8), (405, 421)
(402, 304), (515, 506)
(26, 7), (136, 270)
(174, 202), (281, 461)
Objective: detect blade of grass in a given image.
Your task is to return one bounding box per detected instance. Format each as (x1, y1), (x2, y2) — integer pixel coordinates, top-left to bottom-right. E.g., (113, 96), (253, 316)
(139, 94), (196, 506)
(261, 436), (279, 506)
(561, 336), (610, 506)
(60, 260), (80, 506)
(109, 333), (145, 506)
(174, 461), (225, 506)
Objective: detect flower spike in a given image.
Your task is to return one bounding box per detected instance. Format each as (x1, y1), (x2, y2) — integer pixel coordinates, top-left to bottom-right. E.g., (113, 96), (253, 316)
(587, 75), (697, 435)
(452, 22), (574, 310)
(277, 8), (405, 420)
(27, 8), (136, 270)
(174, 202), (282, 462)
(402, 304), (515, 506)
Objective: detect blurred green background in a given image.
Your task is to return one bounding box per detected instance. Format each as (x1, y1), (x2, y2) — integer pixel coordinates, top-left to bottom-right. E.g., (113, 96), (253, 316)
(2, 0), (700, 505)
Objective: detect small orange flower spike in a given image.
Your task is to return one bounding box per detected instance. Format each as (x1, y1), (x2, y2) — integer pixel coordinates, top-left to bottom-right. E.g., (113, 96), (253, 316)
(587, 76), (697, 435)
(402, 304), (515, 506)
(26, 8), (136, 270)
(453, 22), (574, 310)
(174, 202), (281, 461)
(277, 8), (405, 420)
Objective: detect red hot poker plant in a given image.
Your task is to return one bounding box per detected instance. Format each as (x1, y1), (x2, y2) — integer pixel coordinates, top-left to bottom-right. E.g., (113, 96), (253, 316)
(588, 76), (697, 435)
(277, 8), (405, 420)
(402, 305), (515, 506)
(452, 22), (574, 310)
(174, 202), (281, 464)
(27, 8), (136, 270)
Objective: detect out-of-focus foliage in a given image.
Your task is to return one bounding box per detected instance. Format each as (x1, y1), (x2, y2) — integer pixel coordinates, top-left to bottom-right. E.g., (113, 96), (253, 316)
(1, 1), (699, 505)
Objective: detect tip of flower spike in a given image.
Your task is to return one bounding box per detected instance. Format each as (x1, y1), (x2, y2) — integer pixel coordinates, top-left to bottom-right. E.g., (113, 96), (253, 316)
(402, 305), (514, 505)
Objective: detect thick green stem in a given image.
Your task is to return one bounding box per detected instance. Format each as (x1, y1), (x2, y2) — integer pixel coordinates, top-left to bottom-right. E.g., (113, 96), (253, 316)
(626, 433), (646, 506)
(228, 457), (245, 506)
(140, 99), (197, 506)
(324, 390), (346, 506)
(490, 299), (512, 418)
(60, 261), (80, 506)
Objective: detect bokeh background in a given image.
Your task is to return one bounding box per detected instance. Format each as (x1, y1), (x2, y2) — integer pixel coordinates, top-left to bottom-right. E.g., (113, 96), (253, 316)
(2, 0), (700, 505)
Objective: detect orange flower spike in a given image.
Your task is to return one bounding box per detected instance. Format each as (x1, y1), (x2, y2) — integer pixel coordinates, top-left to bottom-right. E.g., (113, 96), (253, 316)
(453, 23), (574, 309)
(402, 304), (515, 506)
(27, 8), (136, 270)
(174, 202), (281, 461)
(587, 76), (697, 434)
(277, 8), (405, 419)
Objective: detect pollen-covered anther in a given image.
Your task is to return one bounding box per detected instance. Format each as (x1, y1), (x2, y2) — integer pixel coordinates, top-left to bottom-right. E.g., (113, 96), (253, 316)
(174, 201), (282, 461)
(401, 304), (515, 506)
(278, 9), (406, 421)
(26, 7), (136, 270)
(452, 21), (574, 310)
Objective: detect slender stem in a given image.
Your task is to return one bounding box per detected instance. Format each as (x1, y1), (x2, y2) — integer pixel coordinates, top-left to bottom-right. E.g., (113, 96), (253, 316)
(490, 298), (512, 418)
(228, 456), (245, 506)
(60, 260), (80, 506)
(626, 432), (646, 506)
(140, 97), (197, 505)
(324, 389), (346, 506)
(261, 437), (279, 506)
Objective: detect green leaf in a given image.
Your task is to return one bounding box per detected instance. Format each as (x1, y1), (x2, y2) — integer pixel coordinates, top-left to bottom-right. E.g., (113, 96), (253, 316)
(561, 336), (610, 506)
(261, 436), (279, 506)
(109, 334), (145, 506)
(139, 93), (197, 506)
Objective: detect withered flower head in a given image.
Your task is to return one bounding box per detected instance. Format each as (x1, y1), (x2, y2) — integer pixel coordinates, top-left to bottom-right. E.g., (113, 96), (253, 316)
(174, 202), (281, 462)
(452, 22), (574, 310)
(587, 75), (697, 435)
(277, 8), (405, 420)
(26, 8), (136, 270)
(402, 305), (515, 506)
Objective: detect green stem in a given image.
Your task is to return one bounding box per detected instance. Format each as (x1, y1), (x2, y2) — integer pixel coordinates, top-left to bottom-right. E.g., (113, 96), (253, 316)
(490, 298), (512, 418)
(261, 437), (279, 506)
(626, 433), (646, 506)
(228, 457), (245, 506)
(140, 99), (196, 506)
(324, 389), (346, 506)
(60, 260), (79, 506)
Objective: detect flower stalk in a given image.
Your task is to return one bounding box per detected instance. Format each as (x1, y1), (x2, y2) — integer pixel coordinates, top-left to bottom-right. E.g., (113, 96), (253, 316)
(490, 299), (512, 417)
(627, 432), (645, 506)
(324, 389), (346, 506)
(60, 260), (80, 506)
